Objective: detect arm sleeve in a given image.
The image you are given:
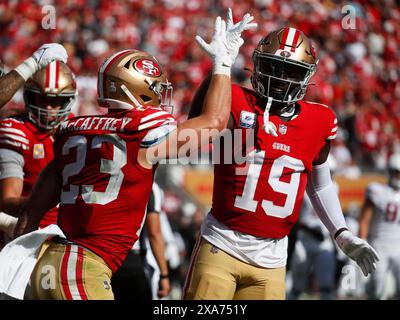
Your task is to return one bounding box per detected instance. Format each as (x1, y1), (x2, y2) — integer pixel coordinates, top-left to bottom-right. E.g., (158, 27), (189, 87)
(306, 160), (347, 236)
(0, 148), (24, 180)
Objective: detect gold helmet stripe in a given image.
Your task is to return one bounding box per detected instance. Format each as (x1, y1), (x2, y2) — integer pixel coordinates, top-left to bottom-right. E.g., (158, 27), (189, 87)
(98, 49), (133, 100)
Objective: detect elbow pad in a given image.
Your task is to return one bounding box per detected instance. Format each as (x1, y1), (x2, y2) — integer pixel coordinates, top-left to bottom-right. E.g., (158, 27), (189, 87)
(306, 161), (347, 237)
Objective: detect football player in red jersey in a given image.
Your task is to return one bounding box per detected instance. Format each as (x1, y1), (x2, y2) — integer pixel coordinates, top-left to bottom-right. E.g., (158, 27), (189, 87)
(183, 14), (379, 300)
(0, 61), (76, 244)
(0, 43), (69, 248)
(13, 13), (251, 300)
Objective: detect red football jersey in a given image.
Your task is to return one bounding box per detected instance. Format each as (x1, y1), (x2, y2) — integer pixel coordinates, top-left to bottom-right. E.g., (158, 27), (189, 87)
(0, 115), (58, 227)
(211, 84), (337, 238)
(54, 108), (175, 272)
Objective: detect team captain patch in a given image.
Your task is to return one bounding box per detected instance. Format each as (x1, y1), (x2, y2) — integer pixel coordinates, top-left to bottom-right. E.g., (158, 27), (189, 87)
(239, 111), (256, 129)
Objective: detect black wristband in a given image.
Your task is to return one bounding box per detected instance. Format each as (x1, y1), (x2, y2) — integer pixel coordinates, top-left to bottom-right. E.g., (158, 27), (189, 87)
(334, 227), (348, 240)
(160, 274), (169, 279)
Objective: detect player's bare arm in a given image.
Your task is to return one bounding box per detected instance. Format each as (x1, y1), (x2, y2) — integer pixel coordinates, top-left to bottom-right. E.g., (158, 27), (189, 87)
(14, 159), (62, 237)
(0, 71), (25, 108)
(188, 73), (235, 130)
(188, 9), (257, 126)
(0, 150), (25, 236)
(358, 198), (374, 240)
(139, 12), (257, 167)
(138, 17), (234, 167)
(146, 213), (170, 298)
(188, 73), (212, 120)
(0, 177), (25, 217)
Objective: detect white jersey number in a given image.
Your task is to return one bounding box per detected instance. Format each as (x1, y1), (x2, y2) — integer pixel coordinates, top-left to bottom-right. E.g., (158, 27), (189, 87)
(61, 134), (127, 205)
(234, 151), (305, 219)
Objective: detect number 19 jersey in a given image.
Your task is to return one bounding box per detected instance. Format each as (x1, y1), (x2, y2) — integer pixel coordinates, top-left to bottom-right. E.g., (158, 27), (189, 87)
(211, 84), (337, 239)
(54, 108), (175, 272)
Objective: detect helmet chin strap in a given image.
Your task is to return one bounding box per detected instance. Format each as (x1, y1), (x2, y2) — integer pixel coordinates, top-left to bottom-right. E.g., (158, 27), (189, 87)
(262, 94), (298, 137)
(263, 97), (278, 137)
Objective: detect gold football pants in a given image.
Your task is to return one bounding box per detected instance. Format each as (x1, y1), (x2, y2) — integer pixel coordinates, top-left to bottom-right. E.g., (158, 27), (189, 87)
(183, 238), (286, 300)
(29, 241), (114, 300)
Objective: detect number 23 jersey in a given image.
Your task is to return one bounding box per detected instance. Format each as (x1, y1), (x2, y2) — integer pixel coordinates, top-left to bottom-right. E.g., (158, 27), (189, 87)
(211, 84), (337, 239)
(53, 108), (175, 273)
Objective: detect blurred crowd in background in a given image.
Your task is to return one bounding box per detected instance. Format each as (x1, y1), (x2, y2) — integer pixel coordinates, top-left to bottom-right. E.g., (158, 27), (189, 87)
(0, 0), (399, 299)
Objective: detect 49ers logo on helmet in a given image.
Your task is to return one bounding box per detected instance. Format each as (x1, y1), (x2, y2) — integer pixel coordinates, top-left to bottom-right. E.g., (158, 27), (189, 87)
(134, 59), (161, 77)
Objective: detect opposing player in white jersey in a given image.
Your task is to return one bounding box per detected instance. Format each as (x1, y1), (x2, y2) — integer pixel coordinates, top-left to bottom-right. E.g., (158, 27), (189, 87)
(359, 153), (400, 299)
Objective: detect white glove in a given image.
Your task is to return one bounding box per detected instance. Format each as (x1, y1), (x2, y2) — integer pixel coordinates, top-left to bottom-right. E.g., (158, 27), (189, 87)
(226, 8), (258, 66)
(0, 212), (18, 238)
(335, 230), (380, 276)
(15, 43), (68, 81)
(196, 16), (234, 76)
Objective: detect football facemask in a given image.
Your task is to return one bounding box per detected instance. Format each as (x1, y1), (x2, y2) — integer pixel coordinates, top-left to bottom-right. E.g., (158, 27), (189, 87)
(252, 53), (315, 103)
(24, 61), (76, 130)
(24, 91), (75, 130)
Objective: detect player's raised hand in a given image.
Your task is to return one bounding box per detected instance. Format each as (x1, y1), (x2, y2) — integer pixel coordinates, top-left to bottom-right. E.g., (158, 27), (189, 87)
(336, 230), (380, 276)
(226, 8), (258, 39)
(32, 43), (68, 69)
(196, 16), (234, 76)
(226, 8), (258, 65)
(15, 43), (68, 81)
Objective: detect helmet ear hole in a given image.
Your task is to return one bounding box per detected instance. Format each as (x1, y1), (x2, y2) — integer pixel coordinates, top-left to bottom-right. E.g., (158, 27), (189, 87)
(140, 94), (152, 103)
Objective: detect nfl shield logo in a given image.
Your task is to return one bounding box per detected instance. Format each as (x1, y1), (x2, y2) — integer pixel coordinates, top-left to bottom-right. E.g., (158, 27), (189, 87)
(33, 144), (45, 159)
(279, 124), (287, 135)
